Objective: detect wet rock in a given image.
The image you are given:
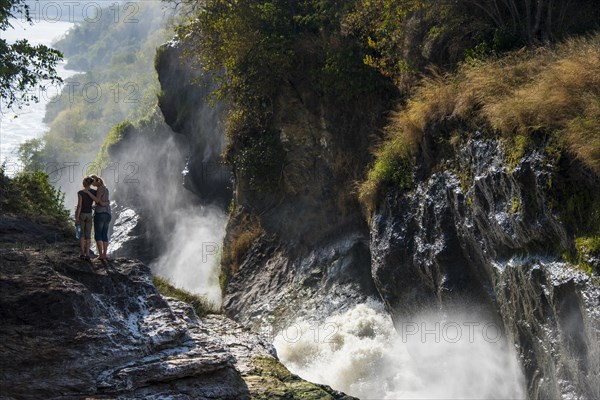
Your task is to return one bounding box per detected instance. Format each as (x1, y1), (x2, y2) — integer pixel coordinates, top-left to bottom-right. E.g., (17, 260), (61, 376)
(0, 225), (350, 399)
(370, 137), (600, 399)
(223, 233), (380, 333)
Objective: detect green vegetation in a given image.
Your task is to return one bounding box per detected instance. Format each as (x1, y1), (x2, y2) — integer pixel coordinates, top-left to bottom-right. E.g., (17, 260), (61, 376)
(506, 135), (531, 171)
(510, 197), (521, 214)
(246, 357), (337, 399)
(0, 0), (63, 109)
(0, 166), (70, 229)
(94, 120), (135, 168)
(554, 183), (600, 274)
(234, 131), (285, 190)
(359, 137), (414, 214)
(19, 2), (171, 171)
(344, 0), (599, 87)
(574, 236), (600, 272)
(360, 33), (600, 210)
(176, 0), (391, 192)
(152, 275), (220, 318)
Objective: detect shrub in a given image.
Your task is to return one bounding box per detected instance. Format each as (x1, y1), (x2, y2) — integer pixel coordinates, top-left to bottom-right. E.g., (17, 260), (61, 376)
(345, 0), (599, 87)
(361, 32), (600, 212)
(220, 212), (264, 292)
(359, 137), (414, 213)
(234, 130), (286, 191)
(0, 167), (71, 228)
(178, 0), (392, 198)
(94, 120), (135, 168)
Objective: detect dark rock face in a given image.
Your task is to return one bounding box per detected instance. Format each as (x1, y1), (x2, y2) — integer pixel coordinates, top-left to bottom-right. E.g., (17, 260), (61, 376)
(224, 233), (379, 332)
(222, 73), (393, 329)
(0, 215), (70, 246)
(155, 41), (231, 209)
(0, 229), (352, 399)
(370, 137), (600, 399)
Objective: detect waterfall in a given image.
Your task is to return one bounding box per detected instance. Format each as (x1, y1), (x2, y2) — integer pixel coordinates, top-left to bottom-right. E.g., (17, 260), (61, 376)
(150, 206), (226, 305)
(274, 302), (526, 399)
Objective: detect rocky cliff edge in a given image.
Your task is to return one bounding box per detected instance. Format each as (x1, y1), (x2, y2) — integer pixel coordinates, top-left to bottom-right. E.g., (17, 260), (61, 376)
(0, 216), (353, 400)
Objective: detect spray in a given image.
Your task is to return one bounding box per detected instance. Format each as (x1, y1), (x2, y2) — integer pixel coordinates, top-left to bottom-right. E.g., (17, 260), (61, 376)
(274, 302), (526, 399)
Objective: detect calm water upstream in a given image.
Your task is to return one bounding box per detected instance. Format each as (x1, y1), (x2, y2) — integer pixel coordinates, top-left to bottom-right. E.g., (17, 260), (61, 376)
(0, 18), (77, 174)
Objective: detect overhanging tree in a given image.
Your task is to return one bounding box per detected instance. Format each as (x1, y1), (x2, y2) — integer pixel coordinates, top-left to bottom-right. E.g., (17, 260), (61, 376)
(0, 0), (63, 110)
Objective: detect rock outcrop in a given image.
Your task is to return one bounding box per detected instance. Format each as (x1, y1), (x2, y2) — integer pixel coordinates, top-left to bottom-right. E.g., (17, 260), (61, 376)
(0, 219), (353, 399)
(149, 35), (599, 400)
(370, 136), (600, 399)
(155, 41), (231, 208)
(218, 65), (396, 331)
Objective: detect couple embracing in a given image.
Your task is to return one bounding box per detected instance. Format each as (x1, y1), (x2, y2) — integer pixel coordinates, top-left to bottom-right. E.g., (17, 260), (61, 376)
(75, 175), (111, 261)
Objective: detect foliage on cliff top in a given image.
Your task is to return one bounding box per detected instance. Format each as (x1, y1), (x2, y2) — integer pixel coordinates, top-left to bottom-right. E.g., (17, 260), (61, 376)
(152, 275), (220, 317)
(344, 0), (599, 87)
(175, 0), (391, 191)
(0, 167), (70, 229)
(93, 106), (170, 170)
(360, 32), (600, 210)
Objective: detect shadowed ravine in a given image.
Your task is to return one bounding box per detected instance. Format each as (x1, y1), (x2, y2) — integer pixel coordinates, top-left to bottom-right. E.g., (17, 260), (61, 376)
(3, 2), (599, 399)
(124, 40), (598, 399)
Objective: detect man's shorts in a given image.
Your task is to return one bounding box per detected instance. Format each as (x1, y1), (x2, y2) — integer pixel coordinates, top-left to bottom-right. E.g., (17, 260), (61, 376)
(80, 213), (93, 240)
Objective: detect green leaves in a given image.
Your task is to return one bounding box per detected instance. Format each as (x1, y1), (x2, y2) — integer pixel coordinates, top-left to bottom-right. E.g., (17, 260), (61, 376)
(0, 167), (70, 226)
(0, 0), (63, 109)
(234, 130), (285, 190)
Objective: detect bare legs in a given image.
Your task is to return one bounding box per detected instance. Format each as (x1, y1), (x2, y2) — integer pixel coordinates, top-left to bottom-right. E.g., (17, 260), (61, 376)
(96, 241), (108, 260)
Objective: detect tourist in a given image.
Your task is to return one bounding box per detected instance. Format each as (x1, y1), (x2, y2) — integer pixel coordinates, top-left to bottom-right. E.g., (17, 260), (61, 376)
(84, 174), (111, 260)
(75, 176), (96, 260)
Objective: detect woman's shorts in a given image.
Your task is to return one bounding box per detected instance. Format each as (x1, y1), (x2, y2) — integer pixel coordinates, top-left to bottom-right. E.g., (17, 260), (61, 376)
(80, 213), (93, 239)
(94, 212), (112, 242)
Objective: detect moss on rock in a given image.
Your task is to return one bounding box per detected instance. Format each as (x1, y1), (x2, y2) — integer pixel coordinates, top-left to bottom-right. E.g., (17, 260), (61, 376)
(244, 357), (354, 400)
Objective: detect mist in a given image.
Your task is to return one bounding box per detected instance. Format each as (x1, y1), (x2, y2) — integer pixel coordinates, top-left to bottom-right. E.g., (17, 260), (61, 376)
(150, 207), (225, 305)
(100, 113), (226, 303)
(274, 302), (526, 399)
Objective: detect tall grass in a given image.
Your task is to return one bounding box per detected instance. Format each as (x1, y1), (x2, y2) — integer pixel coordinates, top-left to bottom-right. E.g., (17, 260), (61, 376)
(360, 32), (600, 210)
(220, 212), (264, 291)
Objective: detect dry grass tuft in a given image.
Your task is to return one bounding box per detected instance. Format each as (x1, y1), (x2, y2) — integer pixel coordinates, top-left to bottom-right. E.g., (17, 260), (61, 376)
(361, 32), (600, 211)
(220, 212), (264, 291)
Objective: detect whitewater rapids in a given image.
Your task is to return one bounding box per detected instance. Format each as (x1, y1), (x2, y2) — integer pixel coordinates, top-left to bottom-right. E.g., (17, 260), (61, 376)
(274, 302), (525, 399)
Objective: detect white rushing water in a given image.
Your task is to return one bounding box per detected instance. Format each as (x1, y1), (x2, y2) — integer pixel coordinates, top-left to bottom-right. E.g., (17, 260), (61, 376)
(150, 207), (226, 306)
(274, 302), (526, 399)
(0, 18), (77, 172)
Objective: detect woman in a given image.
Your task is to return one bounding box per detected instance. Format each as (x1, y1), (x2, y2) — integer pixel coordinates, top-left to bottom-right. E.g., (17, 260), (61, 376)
(84, 174), (111, 260)
(75, 176), (96, 260)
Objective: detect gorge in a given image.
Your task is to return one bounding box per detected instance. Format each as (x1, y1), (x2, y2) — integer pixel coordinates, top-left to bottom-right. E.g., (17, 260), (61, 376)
(1, 1), (599, 399)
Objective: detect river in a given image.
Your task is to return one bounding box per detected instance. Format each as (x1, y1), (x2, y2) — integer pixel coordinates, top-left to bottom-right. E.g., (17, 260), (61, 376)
(0, 18), (78, 174)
